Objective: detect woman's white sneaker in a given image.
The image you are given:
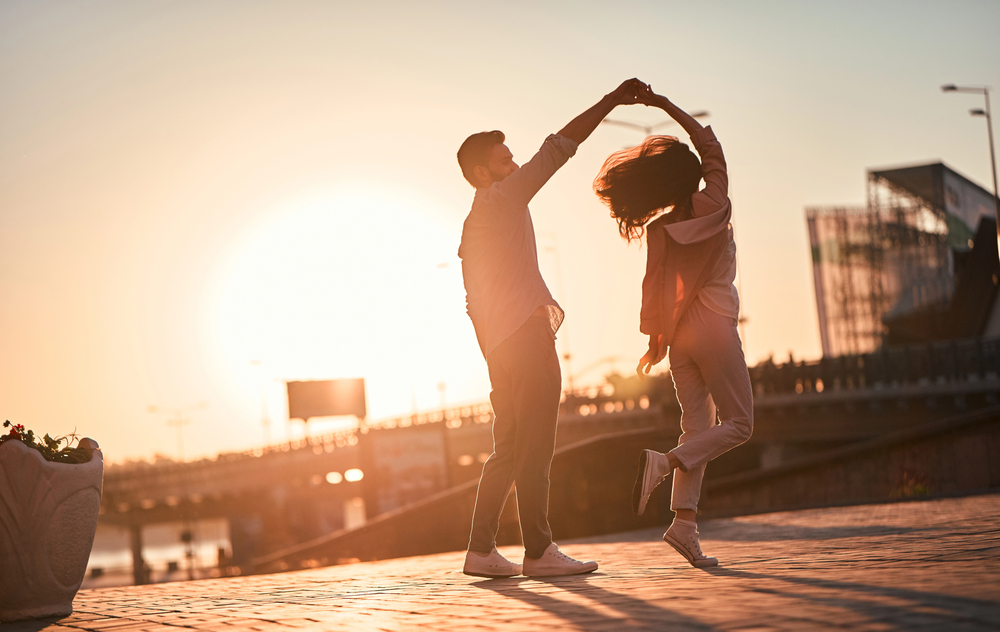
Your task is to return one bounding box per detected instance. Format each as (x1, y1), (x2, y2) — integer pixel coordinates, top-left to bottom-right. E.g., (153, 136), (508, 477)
(522, 543), (598, 577)
(663, 522), (718, 568)
(463, 548), (522, 578)
(632, 449), (673, 515)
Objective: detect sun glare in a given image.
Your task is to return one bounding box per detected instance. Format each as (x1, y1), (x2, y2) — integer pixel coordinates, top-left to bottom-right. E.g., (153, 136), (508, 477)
(205, 186), (488, 440)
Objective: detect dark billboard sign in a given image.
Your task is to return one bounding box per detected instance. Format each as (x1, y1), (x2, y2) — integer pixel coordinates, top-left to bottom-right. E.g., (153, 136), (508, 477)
(286, 378), (366, 422)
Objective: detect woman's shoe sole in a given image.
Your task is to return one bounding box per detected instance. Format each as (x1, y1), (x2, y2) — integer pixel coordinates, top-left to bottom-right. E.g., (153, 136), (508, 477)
(633, 449), (669, 515)
(663, 531), (718, 568)
(631, 450), (649, 514)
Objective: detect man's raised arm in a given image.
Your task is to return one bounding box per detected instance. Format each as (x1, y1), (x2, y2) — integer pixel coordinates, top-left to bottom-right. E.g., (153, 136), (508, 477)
(496, 79), (644, 208)
(558, 78), (644, 144)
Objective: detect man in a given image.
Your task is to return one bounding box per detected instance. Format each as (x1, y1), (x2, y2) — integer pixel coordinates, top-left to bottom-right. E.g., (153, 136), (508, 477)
(457, 79), (643, 578)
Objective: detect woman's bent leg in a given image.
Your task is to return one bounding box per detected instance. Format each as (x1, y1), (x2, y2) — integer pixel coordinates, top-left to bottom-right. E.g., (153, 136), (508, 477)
(667, 337), (716, 513)
(669, 300), (754, 483)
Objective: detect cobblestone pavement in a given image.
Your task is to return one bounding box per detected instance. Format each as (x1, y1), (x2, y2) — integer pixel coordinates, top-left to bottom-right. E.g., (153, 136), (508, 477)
(6, 494), (1000, 631)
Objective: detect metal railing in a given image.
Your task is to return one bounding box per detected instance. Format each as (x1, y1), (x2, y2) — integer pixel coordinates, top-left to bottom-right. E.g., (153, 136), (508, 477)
(106, 337), (1000, 477)
(750, 337), (1000, 396)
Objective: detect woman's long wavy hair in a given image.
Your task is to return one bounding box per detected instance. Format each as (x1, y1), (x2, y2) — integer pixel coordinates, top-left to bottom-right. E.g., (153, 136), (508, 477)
(593, 135), (702, 242)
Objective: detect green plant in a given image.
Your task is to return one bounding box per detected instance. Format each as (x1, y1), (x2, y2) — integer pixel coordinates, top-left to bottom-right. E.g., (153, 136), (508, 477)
(894, 469), (932, 498)
(0, 420), (90, 464)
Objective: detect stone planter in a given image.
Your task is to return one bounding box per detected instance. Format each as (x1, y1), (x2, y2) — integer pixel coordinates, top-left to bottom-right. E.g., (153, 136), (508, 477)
(0, 437), (103, 622)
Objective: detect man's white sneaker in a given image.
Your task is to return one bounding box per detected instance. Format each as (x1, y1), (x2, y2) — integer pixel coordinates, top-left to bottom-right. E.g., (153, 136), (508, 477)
(632, 449), (673, 515)
(522, 543), (598, 577)
(463, 548), (522, 578)
(663, 523), (718, 568)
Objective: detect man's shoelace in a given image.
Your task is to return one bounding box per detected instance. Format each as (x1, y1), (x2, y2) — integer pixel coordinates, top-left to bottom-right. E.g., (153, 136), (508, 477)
(544, 549), (580, 564)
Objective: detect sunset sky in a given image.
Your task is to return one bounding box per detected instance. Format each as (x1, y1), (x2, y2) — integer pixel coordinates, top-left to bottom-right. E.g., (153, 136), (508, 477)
(3, 0), (998, 462)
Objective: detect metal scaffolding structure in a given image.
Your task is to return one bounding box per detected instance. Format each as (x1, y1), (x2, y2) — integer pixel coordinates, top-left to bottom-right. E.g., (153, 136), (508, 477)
(808, 205), (888, 357)
(806, 162), (993, 357)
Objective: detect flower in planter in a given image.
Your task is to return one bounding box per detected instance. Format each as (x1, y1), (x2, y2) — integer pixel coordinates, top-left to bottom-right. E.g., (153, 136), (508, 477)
(1, 420), (92, 464)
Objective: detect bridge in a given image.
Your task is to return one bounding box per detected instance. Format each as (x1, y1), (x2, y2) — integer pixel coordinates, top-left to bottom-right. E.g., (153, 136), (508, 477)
(97, 336), (1000, 583)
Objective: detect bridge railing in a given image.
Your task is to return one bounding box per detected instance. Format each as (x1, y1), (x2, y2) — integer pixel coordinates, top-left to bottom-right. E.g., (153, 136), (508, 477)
(750, 337), (1000, 396)
(105, 337), (1000, 479)
(104, 403), (499, 479)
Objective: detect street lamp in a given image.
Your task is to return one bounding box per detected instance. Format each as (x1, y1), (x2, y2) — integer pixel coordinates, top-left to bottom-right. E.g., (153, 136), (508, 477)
(148, 402), (207, 463)
(942, 84), (999, 258)
(602, 110), (709, 136)
(249, 360), (271, 445)
(147, 401), (207, 581)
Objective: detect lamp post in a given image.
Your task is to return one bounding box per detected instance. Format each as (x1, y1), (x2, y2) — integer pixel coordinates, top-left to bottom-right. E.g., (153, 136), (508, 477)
(148, 402), (207, 463)
(942, 84), (999, 258)
(147, 401), (207, 581)
(602, 110), (709, 136)
(249, 360), (271, 445)
(542, 240), (574, 395)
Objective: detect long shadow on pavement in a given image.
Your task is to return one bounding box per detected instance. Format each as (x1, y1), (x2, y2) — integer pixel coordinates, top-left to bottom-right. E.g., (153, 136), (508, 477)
(699, 521), (927, 542)
(473, 574), (713, 631)
(0, 617), (65, 632)
(565, 522), (927, 546)
(705, 567), (1000, 628)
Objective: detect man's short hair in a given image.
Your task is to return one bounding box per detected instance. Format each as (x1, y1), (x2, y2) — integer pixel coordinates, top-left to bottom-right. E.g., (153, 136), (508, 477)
(457, 130), (505, 187)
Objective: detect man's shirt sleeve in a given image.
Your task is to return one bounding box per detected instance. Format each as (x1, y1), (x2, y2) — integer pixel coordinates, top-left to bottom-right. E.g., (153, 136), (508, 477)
(493, 134), (579, 209)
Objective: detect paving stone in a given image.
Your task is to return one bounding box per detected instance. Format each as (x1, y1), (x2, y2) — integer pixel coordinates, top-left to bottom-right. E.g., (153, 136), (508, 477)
(4, 494), (999, 631)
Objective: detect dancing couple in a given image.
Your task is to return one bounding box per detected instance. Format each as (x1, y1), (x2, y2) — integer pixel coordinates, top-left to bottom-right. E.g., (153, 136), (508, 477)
(456, 78), (753, 578)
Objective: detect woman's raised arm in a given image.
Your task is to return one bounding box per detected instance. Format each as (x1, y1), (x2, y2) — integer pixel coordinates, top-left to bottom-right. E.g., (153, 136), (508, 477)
(637, 85), (704, 139)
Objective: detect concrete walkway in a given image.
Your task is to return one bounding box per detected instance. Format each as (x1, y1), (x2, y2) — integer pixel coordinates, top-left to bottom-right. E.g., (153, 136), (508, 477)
(6, 494), (1000, 631)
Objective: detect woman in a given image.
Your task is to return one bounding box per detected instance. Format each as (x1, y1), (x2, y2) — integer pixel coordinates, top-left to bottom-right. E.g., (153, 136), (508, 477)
(594, 85), (753, 568)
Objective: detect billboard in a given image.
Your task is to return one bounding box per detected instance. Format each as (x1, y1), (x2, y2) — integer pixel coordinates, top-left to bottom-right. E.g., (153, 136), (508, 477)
(361, 423), (449, 516)
(944, 168), (996, 247)
(286, 378), (366, 421)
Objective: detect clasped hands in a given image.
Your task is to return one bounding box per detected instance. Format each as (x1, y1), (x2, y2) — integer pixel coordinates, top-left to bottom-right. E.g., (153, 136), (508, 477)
(610, 78), (660, 107)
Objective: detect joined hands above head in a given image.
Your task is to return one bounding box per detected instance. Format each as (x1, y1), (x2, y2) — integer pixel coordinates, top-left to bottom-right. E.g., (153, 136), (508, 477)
(557, 78), (648, 144)
(634, 82), (665, 108)
(610, 78), (648, 106)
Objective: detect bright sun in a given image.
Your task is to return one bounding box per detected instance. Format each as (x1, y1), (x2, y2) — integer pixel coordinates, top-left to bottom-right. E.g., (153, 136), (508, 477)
(205, 185), (489, 440)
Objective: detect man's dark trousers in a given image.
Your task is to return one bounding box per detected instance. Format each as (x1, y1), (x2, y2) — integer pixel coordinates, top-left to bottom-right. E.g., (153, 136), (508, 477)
(468, 313), (561, 559)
